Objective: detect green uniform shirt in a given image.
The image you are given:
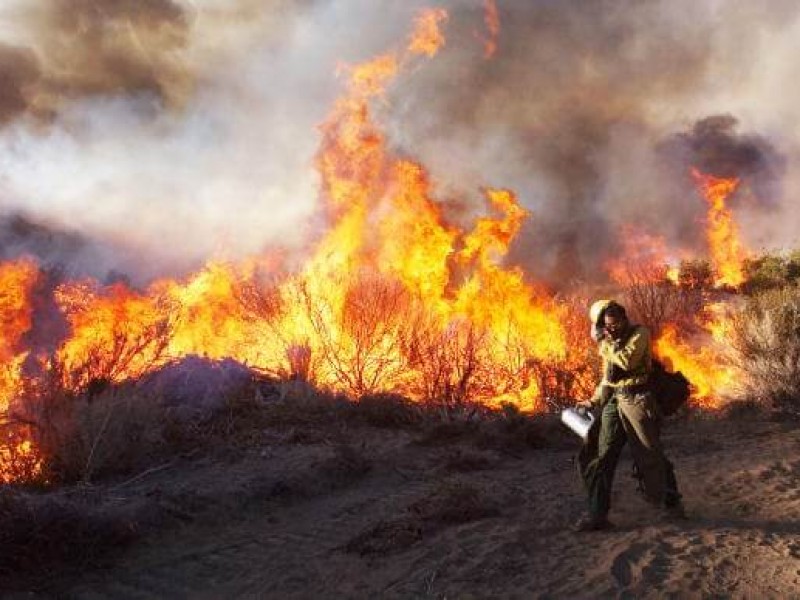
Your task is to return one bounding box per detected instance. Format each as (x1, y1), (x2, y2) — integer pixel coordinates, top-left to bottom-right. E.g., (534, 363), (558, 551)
(591, 324), (652, 405)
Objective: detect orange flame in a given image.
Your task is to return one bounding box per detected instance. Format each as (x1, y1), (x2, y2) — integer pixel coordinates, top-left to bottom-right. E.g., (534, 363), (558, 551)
(0, 258), (39, 411)
(408, 8), (448, 58)
(654, 303), (738, 408)
(0, 258), (44, 483)
(692, 169), (746, 288)
(482, 0), (500, 58)
(605, 225), (683, 286)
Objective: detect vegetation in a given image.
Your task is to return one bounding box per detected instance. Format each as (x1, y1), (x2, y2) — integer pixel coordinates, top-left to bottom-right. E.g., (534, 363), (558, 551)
(729, 285), (800, 414)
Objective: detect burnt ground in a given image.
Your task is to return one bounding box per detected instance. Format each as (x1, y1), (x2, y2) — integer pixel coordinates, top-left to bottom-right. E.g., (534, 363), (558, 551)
(2, 401), (800, 599)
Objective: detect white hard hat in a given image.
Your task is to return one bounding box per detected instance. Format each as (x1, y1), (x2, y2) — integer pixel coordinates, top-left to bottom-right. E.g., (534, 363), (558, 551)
(589, 299), (613, 324)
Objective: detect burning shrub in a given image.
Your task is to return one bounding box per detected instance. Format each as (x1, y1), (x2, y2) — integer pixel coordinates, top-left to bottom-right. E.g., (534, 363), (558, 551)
(404, 316), (491, 409)
(678, 259), (715, 290)
(302, 273), (415, 397)
(729, 286), (800, 413)
(8, 381), (171, 483)
(622, 268), (706, 337)
(3, 356), (270, 484)
(525, 297), (598, 409)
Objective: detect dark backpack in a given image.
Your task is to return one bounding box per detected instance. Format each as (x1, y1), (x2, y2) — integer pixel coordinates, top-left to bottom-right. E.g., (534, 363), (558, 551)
(649, 358), (691, 416)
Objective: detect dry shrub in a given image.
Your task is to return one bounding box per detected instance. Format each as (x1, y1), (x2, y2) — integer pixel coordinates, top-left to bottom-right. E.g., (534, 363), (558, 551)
(301, 274), (414, 397)
(261, 381), (353, 428)
(409, 481), (499, 525)
(355, 392), (423, 428)
(620, 264), (706, 337)
(414, 404), (567, 453)
(526, 296), (599, 409)
(0, 487), (138, 589)
(729, 286), (800, 413)
(721, 398), (766, 421)
(474, 404), (565, 454)
(5, 367), (272, 484)
(8, 380), (175, 483)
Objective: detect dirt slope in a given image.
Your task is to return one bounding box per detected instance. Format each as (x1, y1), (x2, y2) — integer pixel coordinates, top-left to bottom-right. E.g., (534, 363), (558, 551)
(6, 415), (800, 599)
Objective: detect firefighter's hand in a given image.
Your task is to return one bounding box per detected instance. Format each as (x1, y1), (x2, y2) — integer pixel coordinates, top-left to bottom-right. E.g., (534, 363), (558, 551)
(575, 399), (594, 412)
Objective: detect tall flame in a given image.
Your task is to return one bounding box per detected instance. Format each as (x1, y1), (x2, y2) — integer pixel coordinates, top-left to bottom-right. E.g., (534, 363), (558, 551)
(482, 0), (500, 58)
(692, 169), (746, 288)
(0, 7), (575, 432)
(0, 258), (42, 483)
(0, 259), (39, 411)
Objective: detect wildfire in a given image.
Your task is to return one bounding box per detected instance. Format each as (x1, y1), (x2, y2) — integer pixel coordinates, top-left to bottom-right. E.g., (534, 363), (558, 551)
(692, 168), (747, 288)
(0, 258), (39, 411)
(654, 302), (739, 408)
(481, 0), (500, 58)
(0, 7), (758, 485)
(605, 225), (683, 286)
(408, 8), (448, 58)
(0, 258), (43, 483)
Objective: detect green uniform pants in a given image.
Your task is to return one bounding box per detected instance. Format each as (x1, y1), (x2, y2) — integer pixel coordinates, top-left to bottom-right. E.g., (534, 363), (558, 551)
(578, 392), (680, 518)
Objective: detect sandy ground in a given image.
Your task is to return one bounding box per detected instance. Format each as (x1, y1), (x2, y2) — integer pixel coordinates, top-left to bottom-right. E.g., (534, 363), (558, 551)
(5, 413), (800, 599)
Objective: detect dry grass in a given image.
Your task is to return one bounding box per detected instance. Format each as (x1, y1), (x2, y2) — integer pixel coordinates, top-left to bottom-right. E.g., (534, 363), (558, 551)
(729, 286), (800, 414)
(620, 264), (707, 337)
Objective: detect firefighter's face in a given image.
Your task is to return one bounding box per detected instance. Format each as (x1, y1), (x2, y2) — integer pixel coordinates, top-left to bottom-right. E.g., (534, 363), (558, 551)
(603, 313), (627, 340)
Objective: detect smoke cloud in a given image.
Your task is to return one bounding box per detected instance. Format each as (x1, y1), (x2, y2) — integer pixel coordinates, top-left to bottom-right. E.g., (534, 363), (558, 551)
(0, 0), (798, 285)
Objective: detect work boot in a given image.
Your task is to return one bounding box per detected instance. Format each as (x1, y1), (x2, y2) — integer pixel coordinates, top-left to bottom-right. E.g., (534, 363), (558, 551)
(573, 514), (613, 532)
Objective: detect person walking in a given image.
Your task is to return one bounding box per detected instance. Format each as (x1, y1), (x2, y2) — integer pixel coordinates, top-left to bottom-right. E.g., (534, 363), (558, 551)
(574, 300), (683, 532)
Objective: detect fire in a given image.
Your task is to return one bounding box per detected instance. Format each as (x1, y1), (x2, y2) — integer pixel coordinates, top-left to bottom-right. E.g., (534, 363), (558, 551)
(408, 8), (448, 57)
(0, 7), (573, 425)
(692, 168), (747, 288)
(0, 258), (39, 411)
(0, 258), (44, 483)
(654, 303), (738, 408)
(605, 225), (684, 286)
(481, 0), (500, 58)
(0, 7), (759, 485)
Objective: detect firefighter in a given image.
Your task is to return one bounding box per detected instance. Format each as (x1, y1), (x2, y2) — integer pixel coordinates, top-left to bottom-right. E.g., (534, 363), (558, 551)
(574, 300), (683, 532)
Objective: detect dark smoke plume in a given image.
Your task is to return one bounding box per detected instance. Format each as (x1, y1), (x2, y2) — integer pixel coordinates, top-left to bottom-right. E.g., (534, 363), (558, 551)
(385, 1), (797, 284)
(660, 114), (785, 207)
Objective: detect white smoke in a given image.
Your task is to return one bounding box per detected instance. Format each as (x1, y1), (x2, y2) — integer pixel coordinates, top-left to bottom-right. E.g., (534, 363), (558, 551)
(0, 0), (798, 285)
